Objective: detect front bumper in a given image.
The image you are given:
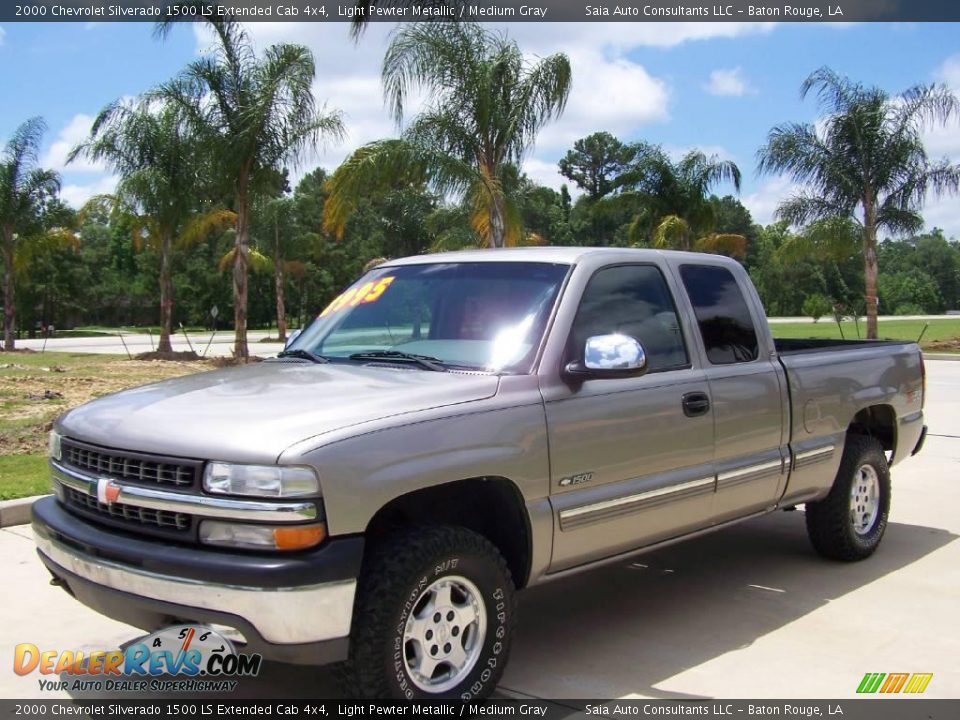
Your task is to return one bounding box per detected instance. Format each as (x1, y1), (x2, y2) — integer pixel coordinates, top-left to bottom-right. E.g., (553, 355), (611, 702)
(32, 496), (363, 665)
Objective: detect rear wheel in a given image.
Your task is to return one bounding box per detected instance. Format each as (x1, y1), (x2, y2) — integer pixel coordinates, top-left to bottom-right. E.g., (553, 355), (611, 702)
(805, 435), (891, 561)
(340, 526), (515, 699)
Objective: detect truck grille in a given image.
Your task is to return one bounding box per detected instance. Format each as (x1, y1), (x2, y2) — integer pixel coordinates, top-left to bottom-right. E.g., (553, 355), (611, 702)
(64, 487), (190, 532)
(61, 439), (200, 490)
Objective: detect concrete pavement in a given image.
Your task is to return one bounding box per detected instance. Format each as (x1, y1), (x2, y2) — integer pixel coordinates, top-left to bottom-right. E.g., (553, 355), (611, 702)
(1, 363), (958, 700)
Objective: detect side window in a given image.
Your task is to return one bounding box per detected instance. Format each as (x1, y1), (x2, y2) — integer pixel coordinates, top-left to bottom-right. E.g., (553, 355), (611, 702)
(679, 264), (759, 365)
(570, 265), (689, 372)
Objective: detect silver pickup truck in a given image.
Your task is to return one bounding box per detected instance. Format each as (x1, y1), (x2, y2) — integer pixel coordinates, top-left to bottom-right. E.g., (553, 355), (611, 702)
(33, 248), (927, 699)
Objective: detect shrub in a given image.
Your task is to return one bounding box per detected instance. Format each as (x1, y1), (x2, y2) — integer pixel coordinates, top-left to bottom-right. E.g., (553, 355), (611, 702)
(802, 293), (833, 322)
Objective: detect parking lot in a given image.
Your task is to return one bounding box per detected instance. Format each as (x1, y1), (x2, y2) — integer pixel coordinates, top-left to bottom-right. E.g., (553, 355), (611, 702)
(1, 361), (958, 700)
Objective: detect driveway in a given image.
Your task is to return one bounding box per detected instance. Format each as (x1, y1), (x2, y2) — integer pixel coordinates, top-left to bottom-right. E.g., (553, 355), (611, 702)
(1, 362), (958, 700)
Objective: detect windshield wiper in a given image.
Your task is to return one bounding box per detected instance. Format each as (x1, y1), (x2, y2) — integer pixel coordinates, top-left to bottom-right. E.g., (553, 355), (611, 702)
(348, 350), (448, 372)
(276, 348), (329, 364)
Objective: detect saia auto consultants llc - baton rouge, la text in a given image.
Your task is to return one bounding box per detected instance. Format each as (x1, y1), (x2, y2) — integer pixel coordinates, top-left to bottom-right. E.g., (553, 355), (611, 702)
(584, 5), (844, 17)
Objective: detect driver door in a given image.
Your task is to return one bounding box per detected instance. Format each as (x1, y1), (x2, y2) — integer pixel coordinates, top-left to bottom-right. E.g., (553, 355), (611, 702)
(542, 264), (716, 572)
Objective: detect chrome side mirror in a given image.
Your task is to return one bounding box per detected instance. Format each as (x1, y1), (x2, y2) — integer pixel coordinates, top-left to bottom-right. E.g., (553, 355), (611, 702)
(566, 334), (648, 378)
(284, 328), (302, 350)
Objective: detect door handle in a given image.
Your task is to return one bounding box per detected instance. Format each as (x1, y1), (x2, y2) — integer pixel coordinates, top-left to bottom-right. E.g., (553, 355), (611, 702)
(682, 391), (711, 417)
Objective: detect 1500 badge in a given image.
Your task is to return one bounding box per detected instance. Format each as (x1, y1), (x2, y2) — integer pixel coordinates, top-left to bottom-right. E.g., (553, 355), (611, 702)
(559, 472), (594, 487)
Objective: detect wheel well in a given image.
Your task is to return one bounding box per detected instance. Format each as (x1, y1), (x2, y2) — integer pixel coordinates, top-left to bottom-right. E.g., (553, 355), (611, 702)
(364, 477), (532, 588)
(849, 405), (896, 453)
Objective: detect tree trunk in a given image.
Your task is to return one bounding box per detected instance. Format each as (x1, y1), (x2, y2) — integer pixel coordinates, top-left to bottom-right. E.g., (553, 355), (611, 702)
(2, 229), (16, 351)
(862, 196), (879, 340)
(158, 230), (174, 354)
(488, 192), (507, 248)
(233, 185), (250, 360)
(274, 222), (287, 343)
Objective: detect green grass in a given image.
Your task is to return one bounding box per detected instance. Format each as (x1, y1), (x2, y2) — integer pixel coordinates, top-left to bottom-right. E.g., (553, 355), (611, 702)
(0, 454), (50, 500)
(770, 317), (960, 345)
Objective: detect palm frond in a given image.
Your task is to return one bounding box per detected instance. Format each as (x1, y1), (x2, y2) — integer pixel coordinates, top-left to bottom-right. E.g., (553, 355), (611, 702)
(219, 247), (272, 274)
(179, 208), (237, 248)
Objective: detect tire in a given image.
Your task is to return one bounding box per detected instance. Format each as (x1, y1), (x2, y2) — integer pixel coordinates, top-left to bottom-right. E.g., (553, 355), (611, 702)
(340, 526), (516, 700)
(805, 434), (891, 561)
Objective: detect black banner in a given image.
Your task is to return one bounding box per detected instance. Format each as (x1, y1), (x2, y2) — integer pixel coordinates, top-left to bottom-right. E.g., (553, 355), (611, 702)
(5, 1), (960, 24)
(2, 700), (960, 720)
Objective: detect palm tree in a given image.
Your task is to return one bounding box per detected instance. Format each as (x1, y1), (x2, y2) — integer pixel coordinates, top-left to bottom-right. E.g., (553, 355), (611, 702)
(258, 197), (297, 342)
(620, 147), (744, 255)
(325, 23), (571, 249)
(758, 67), (960, 338)
(154, 18), (344, 359)
(70, 101), (207, 353)
(0, 118), (61, 350)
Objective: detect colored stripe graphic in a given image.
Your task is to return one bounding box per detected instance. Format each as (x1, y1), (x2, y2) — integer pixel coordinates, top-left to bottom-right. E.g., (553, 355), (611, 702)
(880, 673), (909, 693)
(857, 673), (885, 693)
(857, 672), (932, 694)
(903, 673), (933, 694)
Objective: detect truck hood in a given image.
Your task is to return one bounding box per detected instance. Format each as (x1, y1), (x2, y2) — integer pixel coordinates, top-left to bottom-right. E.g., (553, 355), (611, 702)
(58, 361), (500, 462)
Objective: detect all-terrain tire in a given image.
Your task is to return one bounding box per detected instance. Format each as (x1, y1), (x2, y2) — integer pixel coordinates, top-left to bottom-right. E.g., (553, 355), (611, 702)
(339, 526), (516, 700)
(805, 434), (891, 561)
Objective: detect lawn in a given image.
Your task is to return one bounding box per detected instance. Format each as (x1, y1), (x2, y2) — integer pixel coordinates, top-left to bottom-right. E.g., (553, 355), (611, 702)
(0, 454), (49, 500)
(769, 317), (960, 350)
(0, 351), (213, 500)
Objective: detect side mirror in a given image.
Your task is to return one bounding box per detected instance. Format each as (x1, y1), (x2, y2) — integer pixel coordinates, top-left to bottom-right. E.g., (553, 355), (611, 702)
(284, 329), (302, 350)
(565, 334), (648, 379)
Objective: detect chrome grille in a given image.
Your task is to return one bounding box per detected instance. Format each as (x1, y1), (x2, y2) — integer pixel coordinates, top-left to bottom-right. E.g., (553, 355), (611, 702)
(61, 440), (199, 489)
(65, 487), (190, 532)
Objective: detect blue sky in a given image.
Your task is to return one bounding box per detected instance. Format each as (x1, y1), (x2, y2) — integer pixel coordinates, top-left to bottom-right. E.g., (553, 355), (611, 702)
(1, 20), (958, 236)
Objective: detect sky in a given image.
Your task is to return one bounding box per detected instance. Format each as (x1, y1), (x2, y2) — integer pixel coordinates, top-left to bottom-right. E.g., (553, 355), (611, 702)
(1, 20), (959, 237)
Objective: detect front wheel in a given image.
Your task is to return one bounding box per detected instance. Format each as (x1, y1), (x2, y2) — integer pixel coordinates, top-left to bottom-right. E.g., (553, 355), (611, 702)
(805, 434), (891, 561)
(340, 526), (515, 699)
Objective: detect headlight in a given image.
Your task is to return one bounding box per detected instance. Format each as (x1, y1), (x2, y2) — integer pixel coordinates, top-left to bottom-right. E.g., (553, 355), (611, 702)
(203, 462), (319, 498)
(48, 430), (62, 461)
(199, 520), (327, 551)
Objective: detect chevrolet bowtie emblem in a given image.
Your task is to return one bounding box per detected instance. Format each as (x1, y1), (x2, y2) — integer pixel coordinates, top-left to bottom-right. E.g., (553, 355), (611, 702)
(96, 478), (121, 505)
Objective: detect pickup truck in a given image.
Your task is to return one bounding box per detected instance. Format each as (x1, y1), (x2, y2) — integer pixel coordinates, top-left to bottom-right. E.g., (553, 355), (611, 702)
(33, 248), (927, 700)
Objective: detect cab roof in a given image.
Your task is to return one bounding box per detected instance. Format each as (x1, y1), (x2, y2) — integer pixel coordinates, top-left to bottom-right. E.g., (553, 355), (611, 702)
(381, 246), (733, 267)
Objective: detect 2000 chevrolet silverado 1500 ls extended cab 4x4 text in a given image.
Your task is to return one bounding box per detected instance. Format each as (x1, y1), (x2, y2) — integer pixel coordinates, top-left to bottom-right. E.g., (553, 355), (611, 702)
(32, 248), (927, 699)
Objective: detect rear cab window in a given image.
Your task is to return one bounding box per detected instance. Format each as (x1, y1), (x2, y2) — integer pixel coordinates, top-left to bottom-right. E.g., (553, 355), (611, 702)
(679, 264), (759, 365)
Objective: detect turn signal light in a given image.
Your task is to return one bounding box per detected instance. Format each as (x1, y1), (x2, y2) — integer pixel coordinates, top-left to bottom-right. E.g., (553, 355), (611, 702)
(273, 524), (327, 550)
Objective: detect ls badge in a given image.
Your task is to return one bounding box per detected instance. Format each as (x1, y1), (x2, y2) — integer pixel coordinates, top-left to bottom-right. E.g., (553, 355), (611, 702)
(559, 472), (594, 487)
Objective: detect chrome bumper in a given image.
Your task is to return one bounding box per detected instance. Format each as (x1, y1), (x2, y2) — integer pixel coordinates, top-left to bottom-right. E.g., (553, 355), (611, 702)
(35, 531), (356, 645)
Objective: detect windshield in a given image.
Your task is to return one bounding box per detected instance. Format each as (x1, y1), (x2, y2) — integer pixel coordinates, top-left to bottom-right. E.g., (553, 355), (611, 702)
(288, 261), (570, 373)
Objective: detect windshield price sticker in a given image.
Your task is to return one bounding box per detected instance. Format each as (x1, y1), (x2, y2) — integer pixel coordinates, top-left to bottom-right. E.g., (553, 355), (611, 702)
(320, 276), (395, 317)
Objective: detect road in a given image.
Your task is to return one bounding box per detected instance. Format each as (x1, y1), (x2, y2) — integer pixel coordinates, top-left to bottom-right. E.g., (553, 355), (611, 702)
(13, 331), (280, 358)
(0, 363), (958, 700)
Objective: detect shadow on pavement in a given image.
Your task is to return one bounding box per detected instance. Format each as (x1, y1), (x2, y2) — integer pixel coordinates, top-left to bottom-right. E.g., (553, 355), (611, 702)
(61, 511), (954, 700)
(503, 512), (956, 699)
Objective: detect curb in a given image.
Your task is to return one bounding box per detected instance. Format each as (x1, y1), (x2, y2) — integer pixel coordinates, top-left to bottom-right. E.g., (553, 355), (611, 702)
(0, 494), (48, 528)
(924, 353), (960, 361)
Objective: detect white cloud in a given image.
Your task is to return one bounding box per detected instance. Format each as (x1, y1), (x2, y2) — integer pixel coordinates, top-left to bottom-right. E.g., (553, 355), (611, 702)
(704, 67), (755, 97)
(0, 25), (6, 46)
(43, 114), (104, 173)
(742, 176), (799, 226)
(227, 22), (776, 177)
(934, 53), (960, 91)
(59, 176), (117, 209)
(534, 48), (670, 152)
(522, 157), (566, 192)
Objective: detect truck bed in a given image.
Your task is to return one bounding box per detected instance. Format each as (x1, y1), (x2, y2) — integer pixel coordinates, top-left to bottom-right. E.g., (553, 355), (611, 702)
(774, 337), (924, 476)
(774, 337), (906, 355)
